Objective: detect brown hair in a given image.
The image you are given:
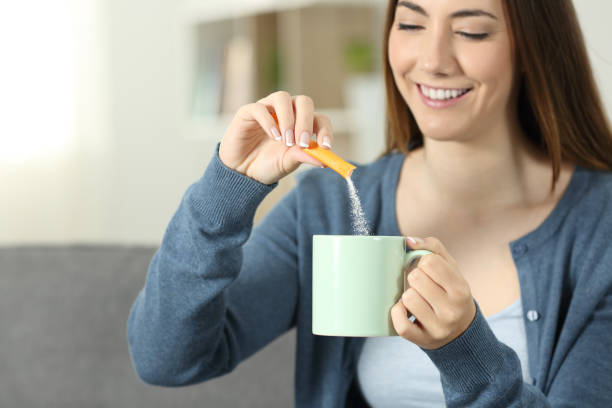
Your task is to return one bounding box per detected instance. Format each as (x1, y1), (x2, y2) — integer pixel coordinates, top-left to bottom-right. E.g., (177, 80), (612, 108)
(381, 0), (612, 188)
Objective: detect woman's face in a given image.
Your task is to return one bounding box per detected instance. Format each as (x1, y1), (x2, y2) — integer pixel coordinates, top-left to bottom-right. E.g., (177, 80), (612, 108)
(388, 0), (517, 142)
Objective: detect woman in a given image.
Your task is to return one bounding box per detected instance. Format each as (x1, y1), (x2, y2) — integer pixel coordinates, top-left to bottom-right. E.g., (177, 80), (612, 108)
(127, 0), (612, 406)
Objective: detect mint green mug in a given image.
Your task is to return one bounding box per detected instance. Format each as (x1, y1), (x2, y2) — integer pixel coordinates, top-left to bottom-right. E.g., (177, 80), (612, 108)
(312, 235), (431, 337)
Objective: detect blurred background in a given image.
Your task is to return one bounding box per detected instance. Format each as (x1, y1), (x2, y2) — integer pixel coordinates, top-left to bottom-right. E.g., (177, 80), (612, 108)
(0, 0), (610, 406)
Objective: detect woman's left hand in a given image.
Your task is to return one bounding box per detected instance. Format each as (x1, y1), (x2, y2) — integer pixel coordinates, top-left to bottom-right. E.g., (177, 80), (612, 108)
(391, 236), (477, 350)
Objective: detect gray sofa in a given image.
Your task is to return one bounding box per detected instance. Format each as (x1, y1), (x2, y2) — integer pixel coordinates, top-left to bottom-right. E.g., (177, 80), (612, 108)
(0, 246), (295, 408)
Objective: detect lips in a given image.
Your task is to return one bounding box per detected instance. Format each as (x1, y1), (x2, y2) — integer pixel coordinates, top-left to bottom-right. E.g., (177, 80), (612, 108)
(417, 83), (472, 108)
(419, 84), (471, 100)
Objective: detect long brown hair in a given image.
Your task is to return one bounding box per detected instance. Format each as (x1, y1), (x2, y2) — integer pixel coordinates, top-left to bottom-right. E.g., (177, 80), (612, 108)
(381, 0), (612, 188)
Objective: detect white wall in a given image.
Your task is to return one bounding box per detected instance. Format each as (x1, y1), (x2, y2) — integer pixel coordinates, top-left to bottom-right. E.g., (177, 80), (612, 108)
(573, 1), (612, 119)
(1, 0), (611, 246)
(1, 0), (214, 245)
(101, 0), (214, 245)
(1, 0), (113, 244)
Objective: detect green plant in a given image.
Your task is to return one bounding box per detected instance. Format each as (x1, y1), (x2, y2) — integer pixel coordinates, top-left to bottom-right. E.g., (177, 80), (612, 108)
(344, 39), (375, 74)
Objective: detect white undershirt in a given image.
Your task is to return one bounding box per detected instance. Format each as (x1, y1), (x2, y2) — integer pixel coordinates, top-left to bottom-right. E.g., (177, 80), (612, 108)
(357, 298), (531, 408)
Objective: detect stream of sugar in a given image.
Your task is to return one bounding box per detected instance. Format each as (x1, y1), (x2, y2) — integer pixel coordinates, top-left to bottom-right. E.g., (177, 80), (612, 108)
(346, 176), (371, 235)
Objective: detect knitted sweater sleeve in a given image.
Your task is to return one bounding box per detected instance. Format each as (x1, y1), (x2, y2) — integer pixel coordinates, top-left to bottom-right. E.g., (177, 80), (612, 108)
(127, 144), (299, 386)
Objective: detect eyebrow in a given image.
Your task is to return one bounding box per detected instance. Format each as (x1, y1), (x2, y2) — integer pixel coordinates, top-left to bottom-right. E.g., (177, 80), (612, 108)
(397, 1), (498, 20)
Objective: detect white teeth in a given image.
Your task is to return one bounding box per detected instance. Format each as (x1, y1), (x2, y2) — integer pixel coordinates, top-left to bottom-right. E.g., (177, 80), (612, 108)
(420, 84), (469, 101)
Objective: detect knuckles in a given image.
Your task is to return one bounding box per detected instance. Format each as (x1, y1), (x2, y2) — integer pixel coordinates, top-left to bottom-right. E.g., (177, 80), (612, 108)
(401, 289), (414, 306)
(401, 288), (423, 308)
(272, 90), (291, 100)
(293, 94), (314, 108)
(417, 253), (439, 270)
(407, 269), (420, 285)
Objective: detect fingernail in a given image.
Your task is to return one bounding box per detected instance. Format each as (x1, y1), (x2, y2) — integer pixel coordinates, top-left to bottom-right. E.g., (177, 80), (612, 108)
(285, 129), (294, 146)
(407, 237), (423, 245)
(299, 131), (310, 148)
(322, 136), (332, 149)
(271, 127), (282, 141)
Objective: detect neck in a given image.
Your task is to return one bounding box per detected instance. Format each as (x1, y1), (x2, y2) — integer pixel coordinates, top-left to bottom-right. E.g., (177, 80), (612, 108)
(415, 121), (548, 215)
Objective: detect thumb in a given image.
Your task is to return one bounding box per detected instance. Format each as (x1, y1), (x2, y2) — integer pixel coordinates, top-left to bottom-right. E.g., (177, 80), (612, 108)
(283, 146), (325, 172)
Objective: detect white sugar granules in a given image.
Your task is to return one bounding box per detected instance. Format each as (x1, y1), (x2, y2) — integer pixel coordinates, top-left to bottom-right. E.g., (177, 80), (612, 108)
(346, 176), (371, 235)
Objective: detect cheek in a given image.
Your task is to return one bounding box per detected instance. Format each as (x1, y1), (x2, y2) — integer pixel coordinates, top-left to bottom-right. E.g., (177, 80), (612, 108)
(388, 32), (415, 75)
(459, 42), (516, 106)
(388, 33), (418, 99)
(387, 32), (401, 72)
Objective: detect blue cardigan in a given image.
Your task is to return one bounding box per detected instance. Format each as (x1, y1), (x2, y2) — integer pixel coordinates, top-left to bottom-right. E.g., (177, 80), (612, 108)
(127, 144), (612, 407)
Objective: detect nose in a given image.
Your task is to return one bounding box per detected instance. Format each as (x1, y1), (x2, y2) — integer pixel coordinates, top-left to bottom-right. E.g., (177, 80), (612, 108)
(418, 26), (456, 77)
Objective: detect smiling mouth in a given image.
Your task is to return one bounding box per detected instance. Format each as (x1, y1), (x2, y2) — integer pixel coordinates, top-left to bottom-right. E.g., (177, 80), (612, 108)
(418, 84), (472, 101)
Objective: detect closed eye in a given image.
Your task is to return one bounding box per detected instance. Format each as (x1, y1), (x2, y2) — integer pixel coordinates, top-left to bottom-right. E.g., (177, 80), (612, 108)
(457, 32), (489, 40)
(397, 23), (489, 40)
(397, 23), (423, 31)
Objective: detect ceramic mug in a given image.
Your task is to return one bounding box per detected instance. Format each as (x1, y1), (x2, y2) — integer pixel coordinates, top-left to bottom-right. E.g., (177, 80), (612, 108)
(312, 235), (431, 337)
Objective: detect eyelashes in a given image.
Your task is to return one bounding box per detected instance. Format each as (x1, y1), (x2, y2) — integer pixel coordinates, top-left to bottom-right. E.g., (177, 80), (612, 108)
(397, 23), (489, 40)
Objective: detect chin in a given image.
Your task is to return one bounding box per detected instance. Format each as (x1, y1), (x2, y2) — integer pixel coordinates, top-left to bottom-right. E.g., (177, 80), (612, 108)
(421, 129), (465, 143)
(413, 117), (467, 142)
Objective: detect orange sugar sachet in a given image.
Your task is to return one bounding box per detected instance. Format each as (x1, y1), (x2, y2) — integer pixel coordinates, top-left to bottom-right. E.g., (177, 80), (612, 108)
(271, 112), (356, 179)
(303, 141), (356, 179)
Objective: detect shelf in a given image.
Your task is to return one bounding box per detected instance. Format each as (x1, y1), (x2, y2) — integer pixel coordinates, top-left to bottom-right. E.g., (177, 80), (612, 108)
(179, 0), (386, 166)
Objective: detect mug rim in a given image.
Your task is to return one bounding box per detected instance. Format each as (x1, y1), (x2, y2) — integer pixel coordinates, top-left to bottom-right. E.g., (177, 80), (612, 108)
(313, 234), (405, 239)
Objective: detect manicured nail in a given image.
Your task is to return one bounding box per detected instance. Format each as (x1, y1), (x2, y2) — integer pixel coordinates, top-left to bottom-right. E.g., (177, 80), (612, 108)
(271, 127), (282, 141)
(285, 129), (294, 146)
(299, 131), (310, 148)
(322, 136), (332, 149)
(407, 237), (423, 245)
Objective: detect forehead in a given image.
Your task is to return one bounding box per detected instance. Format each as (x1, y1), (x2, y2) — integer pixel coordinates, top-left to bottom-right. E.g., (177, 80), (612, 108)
(395, 0), (505, 18)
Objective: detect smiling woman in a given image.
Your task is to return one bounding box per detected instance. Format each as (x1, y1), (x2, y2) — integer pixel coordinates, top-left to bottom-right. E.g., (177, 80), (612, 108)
(383, 0), (612, 184)
(386, 0), (520, 157)
(127, 0), (612, 407)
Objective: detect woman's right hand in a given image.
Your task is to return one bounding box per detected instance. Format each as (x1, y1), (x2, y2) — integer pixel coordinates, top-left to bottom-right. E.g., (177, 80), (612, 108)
(218, 91), (334, 185)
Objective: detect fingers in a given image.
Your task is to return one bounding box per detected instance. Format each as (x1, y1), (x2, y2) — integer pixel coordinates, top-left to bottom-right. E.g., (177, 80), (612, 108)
(402, 286), (436, 321)
(258, 91), (295, 146)
(313, 113), (333, 149)
(292, 95), (314, 148)
(390, 297), (427, 344)
(406, 267), (446, 315)
(410, 254), (454, 293)
(406, 237), (471, 304)
(239, 102), (282, 142)
(258, 91), (333, 151)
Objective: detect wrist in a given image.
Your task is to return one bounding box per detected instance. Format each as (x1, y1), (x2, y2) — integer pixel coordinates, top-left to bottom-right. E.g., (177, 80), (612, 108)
(422, 301), (507, 392)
